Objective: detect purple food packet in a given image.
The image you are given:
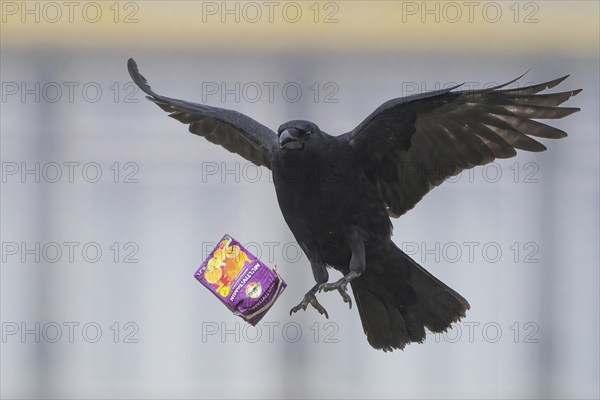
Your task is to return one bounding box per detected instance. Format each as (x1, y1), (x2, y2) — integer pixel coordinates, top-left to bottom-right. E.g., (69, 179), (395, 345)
(194, 234), (287, 325)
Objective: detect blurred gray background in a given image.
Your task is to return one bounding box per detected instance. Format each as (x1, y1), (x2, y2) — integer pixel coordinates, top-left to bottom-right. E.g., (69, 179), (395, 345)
(1, 1), (598, 399)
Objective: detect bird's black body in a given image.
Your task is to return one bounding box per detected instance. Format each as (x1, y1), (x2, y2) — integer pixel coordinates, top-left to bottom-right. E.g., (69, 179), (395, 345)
(272, 125), (391, 268)
(272, 122), (470, 350)
(127, 58), (581, 351)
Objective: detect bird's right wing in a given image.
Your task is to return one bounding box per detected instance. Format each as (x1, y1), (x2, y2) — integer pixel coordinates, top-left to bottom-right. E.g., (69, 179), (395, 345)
(339, 74), (581, 217)
(128, 58), (278, 169)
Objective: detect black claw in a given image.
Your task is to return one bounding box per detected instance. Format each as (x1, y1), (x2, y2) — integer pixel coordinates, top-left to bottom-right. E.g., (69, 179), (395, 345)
(310, 296), (329, 319)
(290, 292), (329, 318)
(338, 287), (352, 309)
(316, 278), (352, 309)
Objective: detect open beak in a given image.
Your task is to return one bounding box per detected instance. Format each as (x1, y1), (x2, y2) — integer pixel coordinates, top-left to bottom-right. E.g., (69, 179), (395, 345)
(279, 128), (304, 150)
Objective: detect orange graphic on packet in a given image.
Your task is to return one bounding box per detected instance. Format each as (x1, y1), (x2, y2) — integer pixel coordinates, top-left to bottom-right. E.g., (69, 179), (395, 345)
(204, 241), (252, 297)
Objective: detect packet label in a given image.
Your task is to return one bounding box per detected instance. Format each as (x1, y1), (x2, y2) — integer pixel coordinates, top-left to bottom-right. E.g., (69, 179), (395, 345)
(194, 234), (287, 325)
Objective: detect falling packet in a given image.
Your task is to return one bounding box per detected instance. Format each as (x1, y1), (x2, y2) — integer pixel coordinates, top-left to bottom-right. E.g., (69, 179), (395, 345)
(194, 234), (287, 325)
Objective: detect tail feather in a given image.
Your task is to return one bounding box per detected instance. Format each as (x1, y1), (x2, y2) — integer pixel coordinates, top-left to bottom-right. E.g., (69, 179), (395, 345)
(351, 246), (469, 351)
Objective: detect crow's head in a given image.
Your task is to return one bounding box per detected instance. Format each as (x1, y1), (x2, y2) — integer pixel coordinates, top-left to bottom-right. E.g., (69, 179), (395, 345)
(277, 120), (321, 151)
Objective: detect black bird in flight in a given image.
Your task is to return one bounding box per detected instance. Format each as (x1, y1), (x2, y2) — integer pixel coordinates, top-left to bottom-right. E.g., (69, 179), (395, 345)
(127, 58), (581, 351)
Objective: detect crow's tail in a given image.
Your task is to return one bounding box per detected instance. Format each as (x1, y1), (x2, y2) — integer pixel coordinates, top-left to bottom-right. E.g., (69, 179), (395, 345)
(350, 244), (469, 351)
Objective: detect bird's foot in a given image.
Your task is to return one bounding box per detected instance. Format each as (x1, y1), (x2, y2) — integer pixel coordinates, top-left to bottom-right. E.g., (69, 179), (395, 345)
(290, 292), (329, 319)
(318, 278), (352, 309)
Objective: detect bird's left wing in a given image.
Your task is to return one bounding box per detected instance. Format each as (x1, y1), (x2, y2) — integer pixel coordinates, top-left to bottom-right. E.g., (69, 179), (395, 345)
(338, 74), (582, 217)
(128, 58), (278, 169)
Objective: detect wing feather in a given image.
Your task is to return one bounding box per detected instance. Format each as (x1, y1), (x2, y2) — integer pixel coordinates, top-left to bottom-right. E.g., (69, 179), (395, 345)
(128, 58), (278, 168)
(341, 74), (581, 216)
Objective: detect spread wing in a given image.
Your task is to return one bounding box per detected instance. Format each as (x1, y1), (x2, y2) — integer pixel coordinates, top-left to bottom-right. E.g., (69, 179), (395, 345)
(339, 74), (582, 217)
(127, 58), (278, 169)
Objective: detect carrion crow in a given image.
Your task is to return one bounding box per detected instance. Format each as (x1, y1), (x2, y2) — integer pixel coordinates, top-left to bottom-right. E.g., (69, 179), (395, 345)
(127, 58), (581, 351)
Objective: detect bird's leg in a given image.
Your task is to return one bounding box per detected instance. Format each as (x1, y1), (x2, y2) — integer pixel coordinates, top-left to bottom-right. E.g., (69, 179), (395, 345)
(318, 227), (366, 309)
(290, 260), (329, 318)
